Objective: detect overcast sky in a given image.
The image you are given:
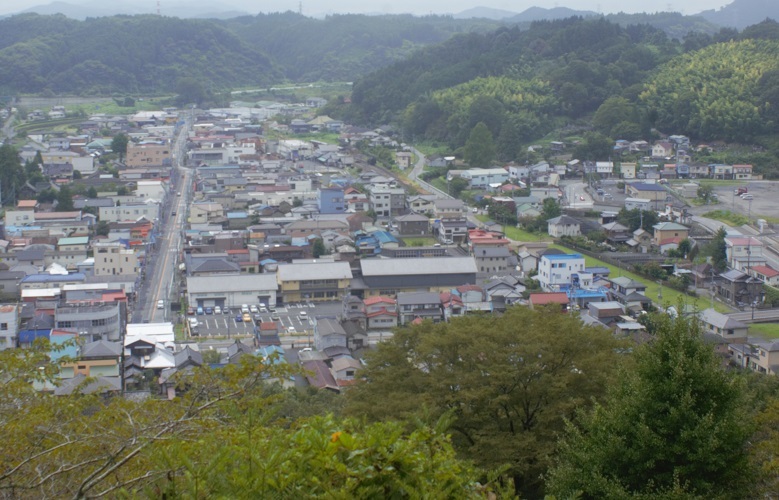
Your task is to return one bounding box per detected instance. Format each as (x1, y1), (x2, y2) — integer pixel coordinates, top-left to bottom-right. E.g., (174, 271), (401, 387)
(0, 0), (734, 17)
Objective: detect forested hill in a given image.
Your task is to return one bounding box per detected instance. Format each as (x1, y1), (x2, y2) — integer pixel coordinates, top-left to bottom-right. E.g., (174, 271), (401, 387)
(0, 14), (280, 95)
(0, 12), (504, 95)
(344, 17), (779, 149)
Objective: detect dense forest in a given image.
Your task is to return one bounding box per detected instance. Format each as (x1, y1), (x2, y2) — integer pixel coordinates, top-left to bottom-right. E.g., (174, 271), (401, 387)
(333, 16), (779, 171)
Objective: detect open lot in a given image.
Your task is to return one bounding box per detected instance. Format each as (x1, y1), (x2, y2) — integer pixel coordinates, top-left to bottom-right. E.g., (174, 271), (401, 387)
(187, 301), (344, 338)
(704, 181), (779, 223)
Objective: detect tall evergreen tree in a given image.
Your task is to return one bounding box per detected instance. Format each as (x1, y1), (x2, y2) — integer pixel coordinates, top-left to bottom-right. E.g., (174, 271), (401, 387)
(463, 122), (496, 168)
(547, 310), (754, 498)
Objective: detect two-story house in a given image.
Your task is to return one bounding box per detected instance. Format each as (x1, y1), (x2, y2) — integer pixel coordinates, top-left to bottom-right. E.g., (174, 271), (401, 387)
(364, 296), (398, 330)
(397, 292), (444, 325)
(725, 236), (766, 272)
(537, 253), (585, 292)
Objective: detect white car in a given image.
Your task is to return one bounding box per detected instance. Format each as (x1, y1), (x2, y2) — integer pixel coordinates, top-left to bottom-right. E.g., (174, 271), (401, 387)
(214, 306), (222, 315)
(157, 299), (164, 309)
(241, 304), (250, 314)
(741, 193), (754, 200)
(249, 305), (259, 314)
(299, 311), (308, 319)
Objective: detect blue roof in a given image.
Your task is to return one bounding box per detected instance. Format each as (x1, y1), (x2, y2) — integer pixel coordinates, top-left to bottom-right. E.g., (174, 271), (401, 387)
(21, 273), (86, 283)
(18, 329), (51, 344)
(227, 212), (248, 219)
(585, 267), (611, 276)
(260, 259), (277, 265)
(544, 253), (583, 260)
(290, 237), (310, 247)
(374, 231), (398, 244)
(50, 332), (78, 361)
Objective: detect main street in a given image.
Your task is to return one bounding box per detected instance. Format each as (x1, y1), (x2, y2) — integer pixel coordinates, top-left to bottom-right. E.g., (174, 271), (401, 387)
(132, 114), (192, 323)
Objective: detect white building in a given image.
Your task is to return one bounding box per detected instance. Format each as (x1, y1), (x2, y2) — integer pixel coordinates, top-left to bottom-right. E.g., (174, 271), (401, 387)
(537, 253), (586, 292)
(461, 168), (509, 189)
(0, 305), (19, 350)
(99, 202), (160, 223)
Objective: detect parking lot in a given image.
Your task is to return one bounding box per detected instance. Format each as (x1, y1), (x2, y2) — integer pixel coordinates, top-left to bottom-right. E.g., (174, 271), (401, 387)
(186, 301), (344, 337)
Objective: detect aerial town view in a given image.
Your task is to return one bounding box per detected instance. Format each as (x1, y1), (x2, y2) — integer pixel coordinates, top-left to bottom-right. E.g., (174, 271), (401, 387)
(1, 0), (779, 497)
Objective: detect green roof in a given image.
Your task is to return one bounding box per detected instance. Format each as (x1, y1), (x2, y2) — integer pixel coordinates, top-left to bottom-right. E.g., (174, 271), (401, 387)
(58, 236), (89, 246)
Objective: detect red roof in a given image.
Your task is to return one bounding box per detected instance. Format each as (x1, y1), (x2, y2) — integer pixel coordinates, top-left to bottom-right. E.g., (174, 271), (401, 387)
(259, 322), (278, 331)
(364, 296), (396, 306)
(227, 249), (249, 254)
(659, 237), (683, 246)
(529, 292), (569, 305)
(751, 265), (779, 278)
(366, 308), (397, 318)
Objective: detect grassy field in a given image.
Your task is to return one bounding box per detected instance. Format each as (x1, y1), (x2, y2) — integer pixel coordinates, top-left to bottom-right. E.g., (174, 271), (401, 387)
(475, 215), (550, 242)
(549, 243), (730, 313)
(403, 237), (437, 247)
(750, 323), (779, 339)
(702, 210), (750, 226)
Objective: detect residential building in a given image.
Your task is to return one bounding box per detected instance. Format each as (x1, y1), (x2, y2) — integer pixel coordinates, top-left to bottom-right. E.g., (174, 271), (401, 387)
(620, 163), (637, 179)
(733, 164), (753, 180)
(716, 270), (763, 306)
(711, 164), (733, 180)
(528, 292), (569, 311)
(725, 236), (766, 272)
(54, 303), (124, 342)
(313, 317), (347, 351)
(434, 199), (467, 219)
(461, 168), (509, 189)
(397, 291), (444, 325)
(370, 187), (406, 217)
(126, 141), (171, 167)
(0, 305), (19, 350)
(607, 276), (650, 310)
(699, 308), (748, 343)
(317, 186), (345, 214)
(624, 198), (651, 211)
(626, 183), (667, 206)
(537, 253), (585, 292)
(436, 218), (469, 244)
(363, 296), (398, 330)
(93, 242), (139, 276)
(547, 215), (581, 238)
(99, 203), (160, 223)
(408, 195), (436, 214)
(395, 151), (412, 169)
(393, 213), (429, 235)
(750, 265), (779, 287)
(652, 222), (690, 246)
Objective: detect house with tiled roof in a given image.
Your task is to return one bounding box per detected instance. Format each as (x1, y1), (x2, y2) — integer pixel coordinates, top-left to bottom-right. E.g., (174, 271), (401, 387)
(528, 292), (569, 311)
(750, 265), (779, 286)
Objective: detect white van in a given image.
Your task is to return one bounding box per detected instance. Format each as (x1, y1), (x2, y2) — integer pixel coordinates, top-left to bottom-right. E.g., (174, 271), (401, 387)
(188, 317), (198, 328)
(157, 299), (164, 309)
(241, 304), (250, 314)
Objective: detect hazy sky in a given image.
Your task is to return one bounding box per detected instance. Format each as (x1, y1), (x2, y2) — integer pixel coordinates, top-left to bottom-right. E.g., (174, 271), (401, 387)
(0, 0), (734, 17)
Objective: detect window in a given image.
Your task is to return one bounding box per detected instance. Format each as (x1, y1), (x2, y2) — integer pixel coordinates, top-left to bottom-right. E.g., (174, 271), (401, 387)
(0, 323), (6, 331)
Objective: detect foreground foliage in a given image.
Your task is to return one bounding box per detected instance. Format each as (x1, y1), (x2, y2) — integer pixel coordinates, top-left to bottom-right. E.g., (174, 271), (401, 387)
(547, 311), (754, 498)
(346, 306), (625, 497)
(0, 343), (490, 498)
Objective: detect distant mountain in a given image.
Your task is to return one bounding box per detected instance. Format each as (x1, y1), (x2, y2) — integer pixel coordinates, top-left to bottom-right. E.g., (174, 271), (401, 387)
(452, 7), (518, 20)
(504, 6), (598, 24)
(12, 0), (252, 20)
(698, 0), (779, 29)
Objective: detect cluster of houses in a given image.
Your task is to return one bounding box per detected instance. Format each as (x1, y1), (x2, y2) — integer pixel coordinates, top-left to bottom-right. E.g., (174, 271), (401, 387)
(5, 99), (779, 400)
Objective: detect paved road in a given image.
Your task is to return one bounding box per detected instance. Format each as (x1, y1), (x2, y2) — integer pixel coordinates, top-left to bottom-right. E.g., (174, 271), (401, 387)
(565, 182), (594, 209)
(134, 113), (193, 323)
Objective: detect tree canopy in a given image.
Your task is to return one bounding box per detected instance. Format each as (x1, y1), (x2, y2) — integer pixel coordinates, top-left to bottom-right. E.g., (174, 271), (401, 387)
(547, 310), (754, 498)
(345, 306), (625, 497)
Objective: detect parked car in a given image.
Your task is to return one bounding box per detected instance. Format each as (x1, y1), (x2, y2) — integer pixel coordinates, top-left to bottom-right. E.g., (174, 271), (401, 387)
(214, 306), (222, 315)
(196, 306), (204, 315)
(157, 300), (164, 309)
(234, 314), (244, 323)
(187, 307), (195, 315)
(271, 313), (280, 321)
(741, 193), (754, 200)
(241, 304), (250, 314)
(259, 305), (268, 313)
(204, 307), (213, 315)
(249, 305), (259, 314)
(299, 311), (308, 319)
(242, 313), (252, 323)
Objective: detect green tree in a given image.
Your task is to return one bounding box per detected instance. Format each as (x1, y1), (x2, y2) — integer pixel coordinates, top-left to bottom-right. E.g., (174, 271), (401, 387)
(95, 220), (110, 237)
(72, 170), (82, 179)
(87, 186), (98, 198)
(312, 238), (327, 258)
(449, 176), (469, 198)
(541, 197), (561, 219)
(698, 184), (715, 203)
(547, 310), (754, 498)
(617, 207), (659, 232)
(572, 132), (612, 161)
(711, 227), (728, 271)
(111, 133), (129, 160)
(346, 306), (624, 497)
(593, 96), (637, 135)
(0, 143), (26, 206)
(56, 185), (74, 211)
(175, 77), (208, 106)
(463, 122), (496, 168)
